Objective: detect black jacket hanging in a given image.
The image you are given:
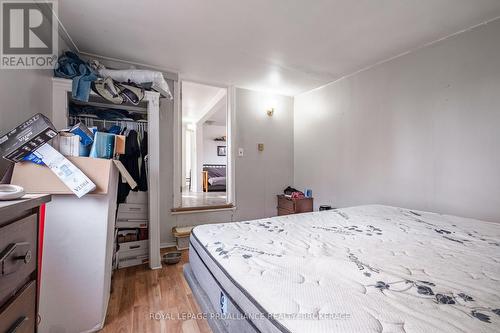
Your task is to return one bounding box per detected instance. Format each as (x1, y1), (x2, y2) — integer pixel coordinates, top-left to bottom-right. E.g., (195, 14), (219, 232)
(117, 130), (141, 203)
(138, 131), (148, 191)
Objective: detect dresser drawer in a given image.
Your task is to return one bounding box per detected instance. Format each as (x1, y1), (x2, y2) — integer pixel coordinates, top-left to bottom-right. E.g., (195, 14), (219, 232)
(295, 198), (313, 213)
(278, 208), (293, 216)
(277, 196), (295, 211)
(0, 215), (37, 307)
(0, 281), (36, 333)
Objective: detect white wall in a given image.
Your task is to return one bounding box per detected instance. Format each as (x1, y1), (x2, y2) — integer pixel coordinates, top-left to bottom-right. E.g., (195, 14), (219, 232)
(181, 124), (187, 188)
(294, 19), (500, 223)
(0, 70), (53, 176)
(195, 123), (203, 191)
(0, 34), (73, 178)
(233, 88), (294, 221)
(160, 87), (294, 245)
(202, 124), (226, 165)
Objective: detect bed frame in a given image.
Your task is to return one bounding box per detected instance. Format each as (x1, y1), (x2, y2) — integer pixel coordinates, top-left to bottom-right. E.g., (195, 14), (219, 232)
(202, 164), (226, 192)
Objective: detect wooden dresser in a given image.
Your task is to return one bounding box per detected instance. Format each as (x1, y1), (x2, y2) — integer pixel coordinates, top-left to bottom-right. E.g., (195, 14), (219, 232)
(0, 194), (51, 333)
(277, 195), (313, 215)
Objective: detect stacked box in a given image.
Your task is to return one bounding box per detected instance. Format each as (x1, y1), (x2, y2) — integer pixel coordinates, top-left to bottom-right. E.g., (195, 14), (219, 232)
(115, 203), (149, 269)
(0, 113), (57, 162)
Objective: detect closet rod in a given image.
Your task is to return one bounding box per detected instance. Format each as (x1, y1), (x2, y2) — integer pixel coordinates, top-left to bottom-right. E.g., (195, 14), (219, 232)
(69, 115), (147, 123)
(68, 116), (148, 135)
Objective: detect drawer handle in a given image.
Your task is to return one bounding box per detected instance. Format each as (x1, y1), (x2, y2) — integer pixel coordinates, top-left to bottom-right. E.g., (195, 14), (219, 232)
(129, 245), (140, 249)
(7, 316), (28, 333)
(128, 208), (141, 211)
(0, 242), (31, 276)
(15, 249), (32, 265)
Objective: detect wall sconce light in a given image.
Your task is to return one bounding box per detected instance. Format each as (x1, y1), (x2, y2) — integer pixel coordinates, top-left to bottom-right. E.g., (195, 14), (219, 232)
(266, 108), (275, 117)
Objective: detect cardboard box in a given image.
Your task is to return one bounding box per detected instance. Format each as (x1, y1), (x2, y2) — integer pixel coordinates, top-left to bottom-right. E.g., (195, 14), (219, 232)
(32, 144), (96, 198)
(117, 203), (148, 220)
(117, 229), (138, 243)
(125, 191), (148, 204)
(118, 239), (149, 252)
(113, 160), (137, 189)
(0, 113), (57, 162)
(117, 253), (148, 269)
(53, 132), (80, 157)
(69, 122), (94, 146)
(116, 220), (149, 229)
(116, 245), (149, 269)
(11, 156), (114, 194)
(114, 135), (126, 155)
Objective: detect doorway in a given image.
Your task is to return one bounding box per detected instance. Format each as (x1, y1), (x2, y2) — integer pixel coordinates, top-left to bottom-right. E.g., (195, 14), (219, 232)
(180, 81), (229, 208)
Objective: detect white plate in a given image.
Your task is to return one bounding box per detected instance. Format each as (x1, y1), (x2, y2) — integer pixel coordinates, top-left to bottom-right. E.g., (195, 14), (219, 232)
(0, 184), (25, 200)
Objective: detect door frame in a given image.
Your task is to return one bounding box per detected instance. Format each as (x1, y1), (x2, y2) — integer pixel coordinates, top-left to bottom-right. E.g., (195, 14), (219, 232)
(172, 78), (235, 209)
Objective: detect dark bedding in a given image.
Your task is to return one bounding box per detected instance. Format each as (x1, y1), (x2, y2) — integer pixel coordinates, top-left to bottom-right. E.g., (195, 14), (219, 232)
(203, 164), (226, 192)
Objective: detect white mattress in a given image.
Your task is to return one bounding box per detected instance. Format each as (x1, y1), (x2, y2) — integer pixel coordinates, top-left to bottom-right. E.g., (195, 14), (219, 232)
(191, 205), (500, 333)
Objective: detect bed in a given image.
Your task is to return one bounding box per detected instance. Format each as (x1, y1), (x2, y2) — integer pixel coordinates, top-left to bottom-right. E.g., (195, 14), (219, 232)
(184, 205), (500, 333)
(202, 164), (226, 192)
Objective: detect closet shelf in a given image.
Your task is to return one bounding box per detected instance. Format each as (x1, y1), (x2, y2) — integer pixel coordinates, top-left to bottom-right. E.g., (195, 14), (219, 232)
(69, 94), (148, 114)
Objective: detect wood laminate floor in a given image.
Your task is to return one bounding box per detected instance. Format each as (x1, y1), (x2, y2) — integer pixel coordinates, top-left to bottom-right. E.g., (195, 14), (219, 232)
(101, 249), (212, 333)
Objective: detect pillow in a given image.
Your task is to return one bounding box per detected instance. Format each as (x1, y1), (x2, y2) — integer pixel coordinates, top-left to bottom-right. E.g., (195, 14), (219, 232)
(208, 176), (226, 186)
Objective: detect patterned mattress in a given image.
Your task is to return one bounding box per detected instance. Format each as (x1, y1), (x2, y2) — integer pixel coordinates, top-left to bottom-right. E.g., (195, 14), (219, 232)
(190, 205), (500, 333)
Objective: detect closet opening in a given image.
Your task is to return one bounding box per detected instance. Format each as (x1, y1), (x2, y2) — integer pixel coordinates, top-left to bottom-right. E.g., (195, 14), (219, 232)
(176, 80), (232, 210)
(63, 87), (161, 269)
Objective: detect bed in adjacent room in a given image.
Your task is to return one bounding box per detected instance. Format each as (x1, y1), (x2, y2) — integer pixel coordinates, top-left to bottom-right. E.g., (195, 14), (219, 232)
(202, 164), (226, 192)
(184, 205), (500, 333)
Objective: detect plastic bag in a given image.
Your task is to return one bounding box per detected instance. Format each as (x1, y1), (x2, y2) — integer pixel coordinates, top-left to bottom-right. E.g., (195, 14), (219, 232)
(98, 69), (173, 100)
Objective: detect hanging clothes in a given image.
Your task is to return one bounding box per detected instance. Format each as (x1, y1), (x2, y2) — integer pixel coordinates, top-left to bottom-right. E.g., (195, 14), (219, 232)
(138, 131), (148, 191)
(67, 100), (149, 203)
(117, 130), (141, 203)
